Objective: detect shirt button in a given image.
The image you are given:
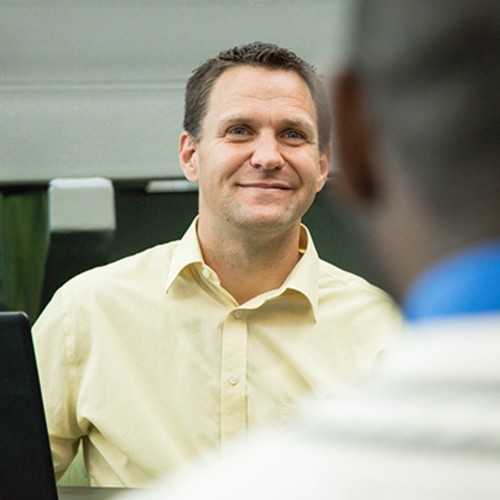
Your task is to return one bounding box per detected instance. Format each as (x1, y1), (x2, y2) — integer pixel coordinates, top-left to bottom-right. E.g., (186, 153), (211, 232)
(202, 268), (210, 278)
(228, 374), (240, 385)
(233, 310), (242, 319)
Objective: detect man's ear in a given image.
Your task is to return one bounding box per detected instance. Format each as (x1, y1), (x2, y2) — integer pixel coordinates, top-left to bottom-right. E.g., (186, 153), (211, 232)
(331, 72), (377, 204)
(179, 131), (199, 182)
(316, 145), (332, 193)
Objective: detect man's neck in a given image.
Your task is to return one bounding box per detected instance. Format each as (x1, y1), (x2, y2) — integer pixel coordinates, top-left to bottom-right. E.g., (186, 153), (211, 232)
(197, 221), (304, 305)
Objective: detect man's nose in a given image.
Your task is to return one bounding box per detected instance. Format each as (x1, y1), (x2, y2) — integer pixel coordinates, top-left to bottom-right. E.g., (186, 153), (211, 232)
(250, 133), (285, 170)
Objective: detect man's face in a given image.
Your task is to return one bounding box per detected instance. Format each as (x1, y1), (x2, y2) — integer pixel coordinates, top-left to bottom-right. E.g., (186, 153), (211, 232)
(179, 65), (330, 236)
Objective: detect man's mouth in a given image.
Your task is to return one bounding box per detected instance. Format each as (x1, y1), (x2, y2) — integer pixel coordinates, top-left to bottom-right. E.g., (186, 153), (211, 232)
(239, 182), (292, 190)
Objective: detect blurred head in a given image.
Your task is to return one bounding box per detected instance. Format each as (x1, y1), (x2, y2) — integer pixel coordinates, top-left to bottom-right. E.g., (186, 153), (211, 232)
(332, 0), (500, 297)
(183, 41), (332, 153)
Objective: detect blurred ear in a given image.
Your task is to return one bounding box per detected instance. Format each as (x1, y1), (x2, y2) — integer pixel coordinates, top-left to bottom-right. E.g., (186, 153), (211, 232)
(179, 131), (199, 182)
(331, 73), (376, 204)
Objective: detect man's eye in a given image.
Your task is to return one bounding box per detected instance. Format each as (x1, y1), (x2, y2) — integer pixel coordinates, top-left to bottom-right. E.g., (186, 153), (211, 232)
(283, 130), (306, 141)
(227, 126), (249, 136)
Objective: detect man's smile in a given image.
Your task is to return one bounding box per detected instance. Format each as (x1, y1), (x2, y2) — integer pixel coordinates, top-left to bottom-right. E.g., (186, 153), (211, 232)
(237, 182), (293, 191)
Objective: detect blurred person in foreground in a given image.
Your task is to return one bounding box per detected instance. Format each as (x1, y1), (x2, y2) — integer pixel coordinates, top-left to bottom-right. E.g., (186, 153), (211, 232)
(34, 41), (401, 487)
(121, 1), (500, 498)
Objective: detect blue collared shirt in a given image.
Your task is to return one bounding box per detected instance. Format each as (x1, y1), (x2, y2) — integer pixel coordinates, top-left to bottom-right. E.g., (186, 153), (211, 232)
(403, 239), (500, 322)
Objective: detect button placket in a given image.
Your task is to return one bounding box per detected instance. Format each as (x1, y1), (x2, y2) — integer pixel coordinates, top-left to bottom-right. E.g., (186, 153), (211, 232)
(220, 309), (248, 452)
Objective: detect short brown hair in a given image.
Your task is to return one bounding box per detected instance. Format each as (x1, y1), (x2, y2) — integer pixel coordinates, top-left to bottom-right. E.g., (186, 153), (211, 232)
(183, 42), (331, 152)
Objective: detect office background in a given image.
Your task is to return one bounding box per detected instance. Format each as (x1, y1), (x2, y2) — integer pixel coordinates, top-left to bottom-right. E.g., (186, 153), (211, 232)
(0, 0), (381, 322)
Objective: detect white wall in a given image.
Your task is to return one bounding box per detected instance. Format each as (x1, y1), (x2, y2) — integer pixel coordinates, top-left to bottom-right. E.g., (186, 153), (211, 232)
(0, 0), (351, 185)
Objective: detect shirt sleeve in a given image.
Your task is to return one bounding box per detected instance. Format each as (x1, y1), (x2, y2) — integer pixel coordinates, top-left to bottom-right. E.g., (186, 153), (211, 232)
(33, 284), (85, 480)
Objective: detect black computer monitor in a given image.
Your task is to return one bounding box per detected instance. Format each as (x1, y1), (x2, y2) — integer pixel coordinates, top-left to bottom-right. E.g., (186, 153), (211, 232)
(0, 311), (58, 499)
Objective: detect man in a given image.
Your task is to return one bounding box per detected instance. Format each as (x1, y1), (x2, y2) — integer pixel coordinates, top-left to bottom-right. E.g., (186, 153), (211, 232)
(120, 2), (500, 498)
(34, 42), (400, 487)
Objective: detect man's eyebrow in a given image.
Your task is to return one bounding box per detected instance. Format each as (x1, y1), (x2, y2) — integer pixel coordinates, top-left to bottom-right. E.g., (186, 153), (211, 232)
(218, 114), (316, 132)
(217, 114), (256, 127)
(280, 117), (316, 132)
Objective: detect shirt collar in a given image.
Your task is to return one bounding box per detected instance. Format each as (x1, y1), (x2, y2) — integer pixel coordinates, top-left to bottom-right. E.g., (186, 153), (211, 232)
(165, 219), (320, 319)
(165, 218), (204, 292)
(278, 224), (320, 320)
(243, 225), (320, 320)
(403, 238), (500, 322)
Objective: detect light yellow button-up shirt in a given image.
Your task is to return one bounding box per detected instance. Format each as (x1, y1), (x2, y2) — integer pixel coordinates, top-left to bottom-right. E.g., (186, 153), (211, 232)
(33, 219), (401, 487)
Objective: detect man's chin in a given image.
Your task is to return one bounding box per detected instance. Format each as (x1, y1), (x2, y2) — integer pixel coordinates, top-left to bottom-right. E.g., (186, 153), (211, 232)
(232, 211), (297, 233)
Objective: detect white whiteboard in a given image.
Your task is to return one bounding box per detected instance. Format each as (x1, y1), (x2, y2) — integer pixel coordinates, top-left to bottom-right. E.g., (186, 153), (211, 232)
(0, 0), (351, 185)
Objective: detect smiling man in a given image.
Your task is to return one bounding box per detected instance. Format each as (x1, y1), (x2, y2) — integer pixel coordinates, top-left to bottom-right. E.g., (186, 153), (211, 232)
(179, 64), (330, 304)
(33, 42), (401, 487)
